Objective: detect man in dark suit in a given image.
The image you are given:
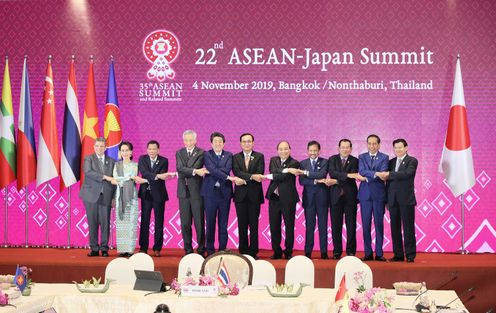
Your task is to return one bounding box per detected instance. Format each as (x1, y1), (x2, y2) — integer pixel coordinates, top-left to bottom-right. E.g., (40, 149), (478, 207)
(299, 140), (329, 259)
(201, 132), (235, 256)
(358, 134), (389, 261)
(377, 139), (418, 263)
(138, 140), (173, 257)
(176, 130), (207, 255)
(265, 141), (303, 260)
(232, 133), (265, 259)
(79, 137), (116, 257)
(328, 139), (361, 259)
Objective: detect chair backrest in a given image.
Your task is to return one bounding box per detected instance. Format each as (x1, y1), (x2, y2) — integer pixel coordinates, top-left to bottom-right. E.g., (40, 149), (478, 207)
(129, 253), (154, 271)
(200, 250), (253, 287)
(284, 255), (315, 287)
(105, 258), (134, 284)
(243, 254), (256, 266)
(177, 253), (205, 280)
(252, 260), (276, 286)
(334, 256), (373, 290)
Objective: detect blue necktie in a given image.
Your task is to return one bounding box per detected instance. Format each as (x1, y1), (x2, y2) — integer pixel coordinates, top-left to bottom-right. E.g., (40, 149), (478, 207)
(311, 159), (316, 171)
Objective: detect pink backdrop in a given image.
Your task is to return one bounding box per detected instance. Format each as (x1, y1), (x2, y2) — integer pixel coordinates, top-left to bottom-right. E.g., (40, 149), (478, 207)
(1, 0), (495, 253)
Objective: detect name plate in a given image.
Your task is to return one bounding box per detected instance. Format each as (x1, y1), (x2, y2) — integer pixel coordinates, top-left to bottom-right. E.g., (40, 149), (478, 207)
(180, 285), (219, 297)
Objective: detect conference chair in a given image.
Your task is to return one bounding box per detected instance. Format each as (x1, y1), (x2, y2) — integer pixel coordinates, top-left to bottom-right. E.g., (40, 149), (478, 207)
(105, 258), (135, 284)
(334, 256), (373, 290)
(243, 254), (256, 266)
(200, 250), (253, 287)
(284, 255), (315, 287)
(129, 252), (154, 271)
(177, 253), (205, 280)
(251, 260), (277, 286)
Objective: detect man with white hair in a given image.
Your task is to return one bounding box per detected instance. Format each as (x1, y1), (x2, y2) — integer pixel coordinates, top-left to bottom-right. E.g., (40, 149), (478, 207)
(176, 130), (208, 256)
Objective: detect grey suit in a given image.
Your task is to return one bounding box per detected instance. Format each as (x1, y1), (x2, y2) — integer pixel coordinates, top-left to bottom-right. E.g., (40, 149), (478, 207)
(79, 153), (116, 252)
(176, 147), (205, 254)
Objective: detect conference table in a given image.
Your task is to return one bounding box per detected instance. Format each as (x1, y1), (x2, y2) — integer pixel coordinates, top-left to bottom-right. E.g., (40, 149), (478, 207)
(2, 283), (468, 313)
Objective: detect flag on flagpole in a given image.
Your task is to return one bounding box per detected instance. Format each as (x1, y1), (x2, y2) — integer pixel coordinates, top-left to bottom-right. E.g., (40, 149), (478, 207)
(217, 259), (230, 286)
(36, 57), (60, 186)
(80, 58), (99, 185)
(104, 58), (122, 160)
(17, 56), (37, 190)
(60, 57), (82, 190)
(334, 275), (350, 313)
(439, 56), (475, 197)
(14, 265), (27, 292)
(0, 56), (16, 189)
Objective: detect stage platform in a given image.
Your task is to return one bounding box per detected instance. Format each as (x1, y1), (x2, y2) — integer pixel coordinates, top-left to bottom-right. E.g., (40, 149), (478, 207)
(1, 248), (494, 312)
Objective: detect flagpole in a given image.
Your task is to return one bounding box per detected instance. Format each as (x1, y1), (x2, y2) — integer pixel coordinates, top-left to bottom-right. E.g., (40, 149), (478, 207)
(460, 193), (467, 254)
(25, 186), (29, 248)
(67, 186), (71, 249)
(45, 183), (50, 248)
(3, 187), (7, 247)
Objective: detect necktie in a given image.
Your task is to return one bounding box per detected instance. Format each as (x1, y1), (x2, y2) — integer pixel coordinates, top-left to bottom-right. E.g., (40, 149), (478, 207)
(395, 158), (402, 172)
(341, 158), (346, 168)
(217, 154), (222, 160)
(371, 155), (376, 166)
(244, 154), (250, 170)
(188, 151), (192, 158)
(311, 159), (316, 171)
(99, 157), (104, 166)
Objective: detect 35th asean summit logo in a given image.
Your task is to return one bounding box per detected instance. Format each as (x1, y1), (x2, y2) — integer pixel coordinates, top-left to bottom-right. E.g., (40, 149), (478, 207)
(143, 29), (180, 81)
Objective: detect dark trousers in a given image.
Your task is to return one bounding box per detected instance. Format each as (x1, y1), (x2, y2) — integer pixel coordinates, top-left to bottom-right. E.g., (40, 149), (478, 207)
(269, 199), (296, 256)
(303, 200), (329, 255)
(139, 199), (166, 252)
(331, 196), (357, 256)
(84, 194), (111, 252)
(235, 199), (261, 257)
(179, 196), (205, 253)
(204, 188), (231, 254)
(389, 200), (416, 259)
(360, 199), (385, 257)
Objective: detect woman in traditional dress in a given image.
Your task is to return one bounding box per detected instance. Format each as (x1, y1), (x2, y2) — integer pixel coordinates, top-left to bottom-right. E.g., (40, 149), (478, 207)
(112, 141), (146, 257)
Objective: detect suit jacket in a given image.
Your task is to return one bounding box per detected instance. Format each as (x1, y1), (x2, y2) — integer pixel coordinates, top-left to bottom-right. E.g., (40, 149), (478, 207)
(299, 157), (329, 208)
(265, 156), (300, 204)
(357, 151), (388, 202)
(328, 154), (359, 206)
(138, 154), (169, 202)
(79, 153), (116, 206)
(232, 151), (265, 204)
(201, 149), (233, 199)
(176, 147), (205, 199)
(386, 154), (418, 207)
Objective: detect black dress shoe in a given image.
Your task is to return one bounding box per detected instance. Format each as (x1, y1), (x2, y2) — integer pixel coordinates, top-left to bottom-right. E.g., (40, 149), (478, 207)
(407, 257), (415, 263)
(284, 253), (292, 260)
(185, 250), (194, 256)
(321, 253), (329, 260)
(154, 250), (161, 257)
(270, 254), (282, 260)
(101, 251), (109, 257)
(361, 254), (373, 261)
(118, 252), (127, 257)
(347, 253), (355, 256)
(332, 254), (341, 260)
(87, 251), (99, 257)
(305, 252), (312, 258)
(375, 256), (386, 262)
(253, 255), (259, 260)
(388, 256), (405, 262)
(139, 249), (147, 254)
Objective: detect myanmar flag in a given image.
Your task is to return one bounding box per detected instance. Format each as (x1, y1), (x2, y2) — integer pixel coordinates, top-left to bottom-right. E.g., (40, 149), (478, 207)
(0, 57), (16, 189)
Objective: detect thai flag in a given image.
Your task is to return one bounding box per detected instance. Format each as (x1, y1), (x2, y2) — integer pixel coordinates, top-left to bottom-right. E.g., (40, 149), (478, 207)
(217, 259), (230, 286)
(60, 58), (81, 190)
(104, 59), (122, 160)
(16, 57), (37, 190)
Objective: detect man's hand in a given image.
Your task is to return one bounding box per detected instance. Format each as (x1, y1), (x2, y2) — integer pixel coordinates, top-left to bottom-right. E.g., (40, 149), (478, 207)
(325, 178), (338, 186)
(194, 168), (209, 177)
(251, 174), (265, 182)
(347, 173), (359, 179)
(356, 174), (367, 182)
(287, 168), (304, 176)
(234, 177), (246, 186)
(375, 172), (389, 181)
(133, 176), (147, 184)
(103, 175), (113, 182)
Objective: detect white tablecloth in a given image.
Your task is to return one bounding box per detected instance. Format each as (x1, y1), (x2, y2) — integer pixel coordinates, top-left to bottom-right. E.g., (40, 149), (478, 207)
(0, 284), (468, 313)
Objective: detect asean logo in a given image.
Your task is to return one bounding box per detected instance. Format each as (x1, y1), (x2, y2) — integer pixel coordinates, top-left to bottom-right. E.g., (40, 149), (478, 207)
(143, 29), (180, 81)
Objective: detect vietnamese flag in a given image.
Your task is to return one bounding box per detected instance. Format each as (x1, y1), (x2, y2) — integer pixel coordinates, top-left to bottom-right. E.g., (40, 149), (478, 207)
(439, 56), (475, 197)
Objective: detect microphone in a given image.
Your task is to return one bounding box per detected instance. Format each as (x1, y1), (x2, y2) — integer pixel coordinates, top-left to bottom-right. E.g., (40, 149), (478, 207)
(485, 308), (494, 313)
(435, 287), (475, 313)
(436, 271), (459, 289)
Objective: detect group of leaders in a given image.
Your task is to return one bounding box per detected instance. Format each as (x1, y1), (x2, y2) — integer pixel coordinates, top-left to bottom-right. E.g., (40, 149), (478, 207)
(79, 130), (418, 263)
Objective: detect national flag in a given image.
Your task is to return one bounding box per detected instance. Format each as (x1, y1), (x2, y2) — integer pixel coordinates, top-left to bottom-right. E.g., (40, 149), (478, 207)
(104, 58), (122, 160)
(17, 57), (37, 190)
(80, 58), (99, 184)
(217, 259), (230, 286)
(60, 58), (82, 190)
(36, 57), (60, 186)
(0, 56), (16, 189)
(439, 56), (475, 197)
(14, 265), (27, 292)
(334, 275), (350, 313)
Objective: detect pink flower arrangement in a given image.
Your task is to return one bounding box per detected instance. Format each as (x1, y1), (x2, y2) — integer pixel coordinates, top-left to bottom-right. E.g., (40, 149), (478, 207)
(348, 287), (394, 313)
(0, 290), (8, 305)
(170, 275), (239, 296)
